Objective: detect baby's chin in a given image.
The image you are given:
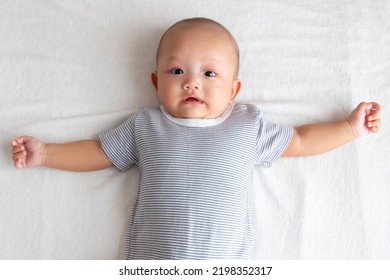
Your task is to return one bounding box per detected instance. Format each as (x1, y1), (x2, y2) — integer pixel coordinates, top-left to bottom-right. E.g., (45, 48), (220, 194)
(162, 102), (229, 119)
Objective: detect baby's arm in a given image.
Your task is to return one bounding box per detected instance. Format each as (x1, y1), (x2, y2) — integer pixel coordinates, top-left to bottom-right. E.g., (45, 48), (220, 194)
(282, 102), (381, 157)
(11, 136), (112, 171)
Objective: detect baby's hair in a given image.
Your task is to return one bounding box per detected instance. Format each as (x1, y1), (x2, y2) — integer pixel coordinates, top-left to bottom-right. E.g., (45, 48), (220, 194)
(156, 17), (240, 76)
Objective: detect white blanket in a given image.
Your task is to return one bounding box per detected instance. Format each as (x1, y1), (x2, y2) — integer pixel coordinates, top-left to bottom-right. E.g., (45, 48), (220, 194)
(1, 0), (389, 259)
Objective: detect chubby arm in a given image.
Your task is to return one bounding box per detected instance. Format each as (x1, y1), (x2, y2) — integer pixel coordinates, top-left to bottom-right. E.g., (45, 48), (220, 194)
(282, 102), (381, 157)
(11, 136), (112, 171)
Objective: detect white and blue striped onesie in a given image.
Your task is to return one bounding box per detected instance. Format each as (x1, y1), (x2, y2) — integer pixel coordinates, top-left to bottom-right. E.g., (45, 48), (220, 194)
(99, 103), (293, 259)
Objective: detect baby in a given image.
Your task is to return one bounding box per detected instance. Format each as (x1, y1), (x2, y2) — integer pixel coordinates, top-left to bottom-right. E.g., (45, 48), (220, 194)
(11, 18), (381, 259)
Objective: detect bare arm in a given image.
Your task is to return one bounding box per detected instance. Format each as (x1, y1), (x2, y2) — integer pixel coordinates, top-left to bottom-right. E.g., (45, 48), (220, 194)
(282, 102), (381, 157)
(43, 140), (112, 171)
(283, 120), (354, 157)
(12, 136), (112, 172)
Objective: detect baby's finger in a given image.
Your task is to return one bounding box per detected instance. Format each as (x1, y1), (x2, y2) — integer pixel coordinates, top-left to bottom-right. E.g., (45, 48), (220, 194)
(368, 110), (381, 121)
(15, 159), (25, 169)
(370, 102), (381, 111)
(12, 145), (25, 154)
(11, 140), (24, 147)
(21, 158), (27, 168)
(13, 151), (26, 161)
(368, 119), (381, 128)
(368, 112), (381, 121)
(370, 126), (380, 133)
(13, 136), (28, 146)
(13, 156), (25, 169)
(355, 102), (372, 115)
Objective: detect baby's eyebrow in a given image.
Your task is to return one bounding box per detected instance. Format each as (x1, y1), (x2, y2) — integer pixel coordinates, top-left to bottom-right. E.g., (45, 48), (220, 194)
(165, 56), (180, 62)
(205, 58), (224, 66)
(163, 56), (226, 69)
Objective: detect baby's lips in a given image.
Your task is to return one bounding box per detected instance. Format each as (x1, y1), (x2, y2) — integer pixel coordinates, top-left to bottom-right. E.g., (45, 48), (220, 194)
(182, 95), (204, 103)
(185, 97), (200, 102)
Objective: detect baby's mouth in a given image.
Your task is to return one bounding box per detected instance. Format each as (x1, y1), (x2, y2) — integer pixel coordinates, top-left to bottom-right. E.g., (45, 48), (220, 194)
(186, 97), (200, 102)
(183, 96), (204, 104)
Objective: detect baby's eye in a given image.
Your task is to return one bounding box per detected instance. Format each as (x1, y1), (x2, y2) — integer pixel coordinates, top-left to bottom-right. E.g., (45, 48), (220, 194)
(204, 71), (216, 77)
(171, 68), (184, 75)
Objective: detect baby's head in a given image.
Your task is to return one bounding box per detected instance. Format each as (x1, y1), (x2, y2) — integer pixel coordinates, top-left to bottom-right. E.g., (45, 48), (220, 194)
(156, 18), (240, 76)
(152, 18), (241, 119)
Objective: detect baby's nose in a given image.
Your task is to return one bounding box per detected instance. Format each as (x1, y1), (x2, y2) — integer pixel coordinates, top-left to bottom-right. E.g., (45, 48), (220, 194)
(183, 76), (201, 90)
(184, 84), (200, 90)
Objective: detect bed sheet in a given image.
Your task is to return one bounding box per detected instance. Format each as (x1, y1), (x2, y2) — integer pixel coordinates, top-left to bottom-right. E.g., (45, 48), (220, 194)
(1, 0), (389, 259)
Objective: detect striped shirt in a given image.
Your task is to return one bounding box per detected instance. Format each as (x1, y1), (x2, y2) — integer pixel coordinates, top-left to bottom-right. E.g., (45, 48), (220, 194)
(99, 103), (293, 259)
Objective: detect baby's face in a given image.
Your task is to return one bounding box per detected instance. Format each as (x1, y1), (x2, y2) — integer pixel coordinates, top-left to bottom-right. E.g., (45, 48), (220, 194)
(152, 24), (241, 119)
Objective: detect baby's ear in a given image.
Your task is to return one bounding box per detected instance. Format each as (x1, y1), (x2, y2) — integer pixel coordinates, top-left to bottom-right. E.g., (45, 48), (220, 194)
(151, 71), (158, 90)
(231, 79), (242, 100)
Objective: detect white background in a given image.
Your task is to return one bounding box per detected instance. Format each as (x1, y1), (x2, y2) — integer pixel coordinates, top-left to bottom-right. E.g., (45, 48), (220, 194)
(1, 0), (389, 259)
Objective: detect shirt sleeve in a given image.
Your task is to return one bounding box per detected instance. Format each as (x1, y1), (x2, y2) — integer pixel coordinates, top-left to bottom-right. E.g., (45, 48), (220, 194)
(99, 113), (138, 171)
(256, 112), (293, 167)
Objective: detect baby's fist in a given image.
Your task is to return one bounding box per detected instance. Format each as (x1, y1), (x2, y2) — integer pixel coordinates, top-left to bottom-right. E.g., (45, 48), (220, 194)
(11, 136), (46, 168)
(347, 102), (381, 138)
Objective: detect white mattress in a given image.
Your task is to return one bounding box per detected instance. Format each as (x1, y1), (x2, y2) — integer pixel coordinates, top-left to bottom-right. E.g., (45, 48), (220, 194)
(1, 0), (389, 259)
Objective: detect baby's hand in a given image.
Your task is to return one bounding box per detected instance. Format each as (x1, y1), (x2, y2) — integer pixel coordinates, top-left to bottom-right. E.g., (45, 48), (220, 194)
(11, 136), (46, 169)
(347, 102), (381, 138)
